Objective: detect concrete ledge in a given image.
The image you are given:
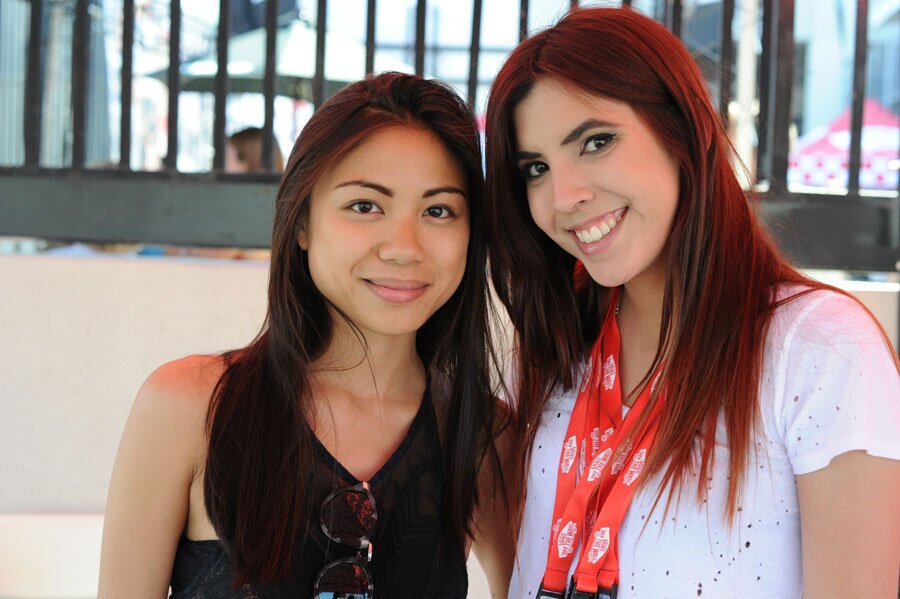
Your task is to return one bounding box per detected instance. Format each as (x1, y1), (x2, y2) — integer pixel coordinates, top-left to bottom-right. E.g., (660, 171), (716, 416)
(0, 513), (102, 598)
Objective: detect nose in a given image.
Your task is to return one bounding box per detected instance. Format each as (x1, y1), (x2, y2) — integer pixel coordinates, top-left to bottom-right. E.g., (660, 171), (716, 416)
(550, 160), (592, 213)
(377, 214), (425, 265)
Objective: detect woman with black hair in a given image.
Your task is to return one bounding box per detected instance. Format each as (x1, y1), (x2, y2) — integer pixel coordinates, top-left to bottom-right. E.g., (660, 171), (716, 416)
(99, 72), (507, 598)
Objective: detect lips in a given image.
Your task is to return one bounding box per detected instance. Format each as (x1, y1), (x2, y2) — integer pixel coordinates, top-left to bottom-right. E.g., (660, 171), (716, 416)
(571, 207), (628, 244)
(565, 208), (628, 255)
(364, 277), (429, 304)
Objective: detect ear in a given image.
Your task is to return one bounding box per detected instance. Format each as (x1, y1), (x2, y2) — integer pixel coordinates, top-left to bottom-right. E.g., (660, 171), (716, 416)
(297, 221), (309, 250)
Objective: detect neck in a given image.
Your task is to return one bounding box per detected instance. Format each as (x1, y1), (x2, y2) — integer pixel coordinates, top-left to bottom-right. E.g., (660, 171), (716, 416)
(311, 319), (425, 404)
(618, 271), (665, 348)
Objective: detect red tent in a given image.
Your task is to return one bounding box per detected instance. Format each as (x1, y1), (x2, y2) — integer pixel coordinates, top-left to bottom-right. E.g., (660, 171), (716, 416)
(788, 99), (899, 191)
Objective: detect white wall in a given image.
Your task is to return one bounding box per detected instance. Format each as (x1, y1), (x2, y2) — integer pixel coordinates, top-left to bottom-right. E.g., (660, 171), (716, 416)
(1, 254), (897, 511)
(0, 254), (268, 513)
(0, 253), (495, 598)
(0, 255), (896, 598)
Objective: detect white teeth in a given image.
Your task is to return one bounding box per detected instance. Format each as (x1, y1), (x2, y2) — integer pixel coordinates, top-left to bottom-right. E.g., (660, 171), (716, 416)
(574, 213), (622, 244)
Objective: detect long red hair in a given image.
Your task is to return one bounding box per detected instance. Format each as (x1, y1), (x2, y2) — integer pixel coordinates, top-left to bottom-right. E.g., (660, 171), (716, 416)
(484, 7), (896, 531)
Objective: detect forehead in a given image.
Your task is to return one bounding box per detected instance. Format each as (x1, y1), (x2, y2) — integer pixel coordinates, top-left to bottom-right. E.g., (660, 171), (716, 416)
(513, 79), (635, 146)
(317, 124), (465, 188)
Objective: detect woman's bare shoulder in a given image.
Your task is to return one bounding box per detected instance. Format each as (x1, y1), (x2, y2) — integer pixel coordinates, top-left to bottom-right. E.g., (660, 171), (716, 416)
(99, 354), (228, 597)
(131, 354), (227, 447)
(140, 354), (225, 406)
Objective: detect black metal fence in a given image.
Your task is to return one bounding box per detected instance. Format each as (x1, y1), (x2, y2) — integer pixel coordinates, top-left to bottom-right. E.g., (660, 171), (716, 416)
(0, 0), (897, 271)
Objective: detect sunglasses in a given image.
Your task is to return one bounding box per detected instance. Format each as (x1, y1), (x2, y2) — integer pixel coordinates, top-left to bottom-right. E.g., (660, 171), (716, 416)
(313, 481), (378, 599)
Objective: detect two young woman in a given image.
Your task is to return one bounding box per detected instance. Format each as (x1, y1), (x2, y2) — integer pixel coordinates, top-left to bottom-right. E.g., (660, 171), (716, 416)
(101, 7), (900, 598)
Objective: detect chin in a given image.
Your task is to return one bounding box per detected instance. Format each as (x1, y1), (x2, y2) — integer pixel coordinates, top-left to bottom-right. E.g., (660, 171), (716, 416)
(582, 266), (631, 289)
(368, 319), (430, 338)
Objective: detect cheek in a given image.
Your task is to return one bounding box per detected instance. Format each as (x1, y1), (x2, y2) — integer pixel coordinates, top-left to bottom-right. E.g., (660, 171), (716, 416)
(303, 245), (328, 290)
(657, 171), (680, 228)
(655, 150), (681, 215)
(450, 231), (470, 277)
(526, 191), (551, 233)
(437, 229), (469, 287)
(304, 228), (349, 286)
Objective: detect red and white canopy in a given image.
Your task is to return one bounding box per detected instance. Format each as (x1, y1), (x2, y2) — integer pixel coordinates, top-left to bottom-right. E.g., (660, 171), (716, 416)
(788, 99), (899, 191)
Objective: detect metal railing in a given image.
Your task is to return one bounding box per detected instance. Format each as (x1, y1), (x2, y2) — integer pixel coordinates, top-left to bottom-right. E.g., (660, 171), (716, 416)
(0, 0), (897, 272)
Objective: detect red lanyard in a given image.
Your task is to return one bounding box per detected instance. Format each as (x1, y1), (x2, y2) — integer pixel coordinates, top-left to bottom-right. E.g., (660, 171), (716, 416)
(541, 289), (666, 594)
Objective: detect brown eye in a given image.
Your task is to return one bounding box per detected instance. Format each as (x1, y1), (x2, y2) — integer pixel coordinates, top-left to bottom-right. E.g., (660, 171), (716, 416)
(582, 133), (616, 154)
(524, 162), (549, 180)
(424, 205), (453, 219)
(350, 201), (380, 214)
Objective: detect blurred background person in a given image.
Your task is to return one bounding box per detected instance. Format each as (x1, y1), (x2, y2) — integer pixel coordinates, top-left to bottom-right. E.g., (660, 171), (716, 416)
(225, 126), (285, 173)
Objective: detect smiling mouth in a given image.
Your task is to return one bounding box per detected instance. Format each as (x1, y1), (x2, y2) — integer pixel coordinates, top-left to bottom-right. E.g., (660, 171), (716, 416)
(571, 207), (627, 244)
(364, 278), (429, 304)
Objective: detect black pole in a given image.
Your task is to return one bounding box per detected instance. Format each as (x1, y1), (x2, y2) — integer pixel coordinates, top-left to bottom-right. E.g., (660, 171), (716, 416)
(213, 0), (230, 171)
(365, 0), (376, 75)
(313, 0), (327, 106)
(24, 0), (43, 167)
(71, 0), (90, 168)
(718, 0), (735, 126)
(518, 0), (528, 42)
(263, 0), (278, 168)
(164, 0), (182, 171)
(768, 0), (795, 194)
(467, 0), (483, 109)
(120, 0), (135, 169)
(846, 0), (869, 195)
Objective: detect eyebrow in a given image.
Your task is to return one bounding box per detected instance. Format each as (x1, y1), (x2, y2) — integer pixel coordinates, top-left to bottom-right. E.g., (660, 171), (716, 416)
(335, 180), (393, 196)
(514, 118), (619, 162)
(423, 186), (466, 199)
(335, 180), (466, 199)
(560, 119), (618, 146)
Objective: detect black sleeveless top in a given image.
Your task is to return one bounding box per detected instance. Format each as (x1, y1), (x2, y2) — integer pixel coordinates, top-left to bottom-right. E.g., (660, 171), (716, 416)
(169, 390), (468, 598)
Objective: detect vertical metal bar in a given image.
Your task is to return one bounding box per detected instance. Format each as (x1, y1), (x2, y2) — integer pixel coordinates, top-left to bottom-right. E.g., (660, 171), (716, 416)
(622, 0), (632, 7)
(846, 0), (868, 196)
(669, 0), (683, 38)
(120, 0), (135, 169)
(365, 0), (376, 75)
(756, 0), (773, 184)
(24, 0), (43, 167)
(519, 0), (528, 42)
(414, 0), (425, 76)
(164, 0), (181, 171)
(769, 0), (794, 193)
(467, 0), (482, 109)
(263, 0), (278, 168)
(71, 0), (89, 168)
(718, 0), (735, 125)
(213, 0), (230, 171)
(313, 0), (326, 107)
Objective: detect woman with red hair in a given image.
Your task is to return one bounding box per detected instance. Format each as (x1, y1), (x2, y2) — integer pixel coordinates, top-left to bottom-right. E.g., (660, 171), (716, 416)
(484, 7), (900, 598)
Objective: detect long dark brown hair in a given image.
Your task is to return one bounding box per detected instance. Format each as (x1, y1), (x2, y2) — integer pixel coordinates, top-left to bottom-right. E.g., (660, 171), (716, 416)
(205, 72), (502, 586)
(485, 7), (897, 531)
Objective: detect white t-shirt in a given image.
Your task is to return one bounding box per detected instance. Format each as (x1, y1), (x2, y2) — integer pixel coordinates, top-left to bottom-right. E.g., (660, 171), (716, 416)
(509, 288), (900, 599)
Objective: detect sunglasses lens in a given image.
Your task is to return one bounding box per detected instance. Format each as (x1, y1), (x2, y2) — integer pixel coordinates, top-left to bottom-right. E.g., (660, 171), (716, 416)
(314, 560), (373, 599)
(321, 488), (376, 545)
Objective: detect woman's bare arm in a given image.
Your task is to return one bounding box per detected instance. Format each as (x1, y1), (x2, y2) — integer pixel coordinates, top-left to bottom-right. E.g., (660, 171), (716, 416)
(98, 357), (216, 599)
(797, 450), (900, 599)
(471, 406), (517, 599)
